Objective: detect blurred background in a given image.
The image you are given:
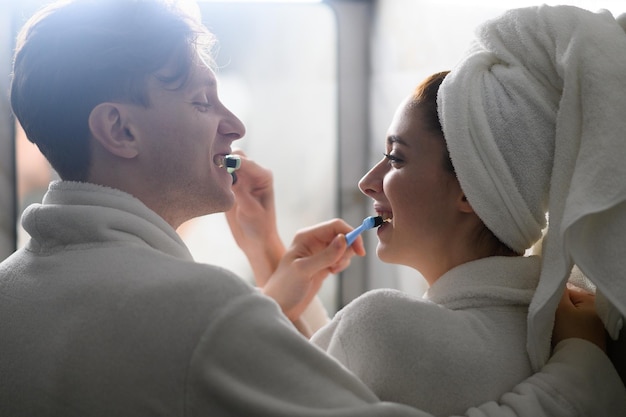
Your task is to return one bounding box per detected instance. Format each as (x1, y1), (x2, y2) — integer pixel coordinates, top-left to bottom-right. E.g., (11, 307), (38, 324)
(1, 0), (624, 314)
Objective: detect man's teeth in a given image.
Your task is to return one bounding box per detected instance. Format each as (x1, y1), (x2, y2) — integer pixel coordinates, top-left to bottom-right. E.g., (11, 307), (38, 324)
(213, 155), (226, 168)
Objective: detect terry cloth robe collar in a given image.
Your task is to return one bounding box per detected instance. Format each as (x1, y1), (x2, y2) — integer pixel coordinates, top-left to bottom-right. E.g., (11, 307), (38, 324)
(21, 180), (193, 261)
(425, 255), (540, 309)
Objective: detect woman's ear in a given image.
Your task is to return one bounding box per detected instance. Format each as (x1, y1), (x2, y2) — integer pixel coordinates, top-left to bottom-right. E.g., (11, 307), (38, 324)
(458, 193), (475, 214)
(88, 103), (139, 159)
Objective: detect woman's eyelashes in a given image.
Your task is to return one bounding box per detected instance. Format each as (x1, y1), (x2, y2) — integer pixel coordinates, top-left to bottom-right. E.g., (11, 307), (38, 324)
(383, 152), (404, 166)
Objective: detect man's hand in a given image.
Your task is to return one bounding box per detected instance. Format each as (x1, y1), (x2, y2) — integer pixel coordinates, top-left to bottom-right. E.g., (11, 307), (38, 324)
(225, 151), (366, 323)
(553, 285), (607, 352)
(263, 219), (366, 322)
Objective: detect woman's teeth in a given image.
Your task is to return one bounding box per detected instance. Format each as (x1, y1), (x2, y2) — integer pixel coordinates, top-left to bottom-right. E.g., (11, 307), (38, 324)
(377, 212), (392, 223)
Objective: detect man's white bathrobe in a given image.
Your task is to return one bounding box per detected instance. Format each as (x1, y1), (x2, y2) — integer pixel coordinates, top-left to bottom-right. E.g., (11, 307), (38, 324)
(0, 181), (623, 417)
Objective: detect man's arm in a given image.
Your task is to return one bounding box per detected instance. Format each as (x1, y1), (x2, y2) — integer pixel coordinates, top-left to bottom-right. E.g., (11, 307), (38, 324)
(223, 154), (625, 416)
(190, 291), (625, 417)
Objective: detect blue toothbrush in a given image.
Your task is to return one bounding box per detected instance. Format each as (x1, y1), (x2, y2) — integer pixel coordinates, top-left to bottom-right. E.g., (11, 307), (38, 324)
(345, 216), (384, 246)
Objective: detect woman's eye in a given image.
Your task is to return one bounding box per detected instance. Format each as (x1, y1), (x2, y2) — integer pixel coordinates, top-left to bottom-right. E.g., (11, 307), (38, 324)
(383, 152), (403, 165)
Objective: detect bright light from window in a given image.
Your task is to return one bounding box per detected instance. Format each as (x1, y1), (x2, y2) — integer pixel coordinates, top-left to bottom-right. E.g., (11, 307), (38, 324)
(198, 0), (321, 3)
(429, 0), (624, 15)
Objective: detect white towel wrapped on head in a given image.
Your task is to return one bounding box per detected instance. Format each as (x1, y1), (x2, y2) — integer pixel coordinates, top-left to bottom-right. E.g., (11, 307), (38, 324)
(438, 5), (626, 371)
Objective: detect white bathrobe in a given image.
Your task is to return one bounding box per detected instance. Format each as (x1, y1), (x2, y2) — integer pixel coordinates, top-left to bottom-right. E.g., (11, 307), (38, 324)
(0, 181), (623, 417)
(313, 257), (542, 416)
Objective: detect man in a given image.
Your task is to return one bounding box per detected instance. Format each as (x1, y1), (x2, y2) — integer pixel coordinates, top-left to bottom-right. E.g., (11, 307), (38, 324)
(0, 0), (623, 416)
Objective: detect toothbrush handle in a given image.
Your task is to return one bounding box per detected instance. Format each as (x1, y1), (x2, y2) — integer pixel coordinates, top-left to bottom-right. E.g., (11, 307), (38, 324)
(345, 223), (367, 246)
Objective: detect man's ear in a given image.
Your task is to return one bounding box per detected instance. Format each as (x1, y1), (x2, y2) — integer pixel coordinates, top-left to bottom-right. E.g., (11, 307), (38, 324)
(88, 103), (139, 159)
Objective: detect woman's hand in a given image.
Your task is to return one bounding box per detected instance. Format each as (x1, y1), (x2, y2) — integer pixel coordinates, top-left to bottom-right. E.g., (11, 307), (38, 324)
(553, 286), (607, 352)
(263, 219), (366, 323)
(225, 151), (286, 287)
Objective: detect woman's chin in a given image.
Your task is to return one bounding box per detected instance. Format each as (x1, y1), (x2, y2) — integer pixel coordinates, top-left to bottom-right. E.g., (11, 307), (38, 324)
(376, 244), (393, 263)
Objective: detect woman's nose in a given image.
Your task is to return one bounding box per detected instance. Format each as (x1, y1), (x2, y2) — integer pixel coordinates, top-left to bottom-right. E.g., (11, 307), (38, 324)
(358, 159), (385, 197)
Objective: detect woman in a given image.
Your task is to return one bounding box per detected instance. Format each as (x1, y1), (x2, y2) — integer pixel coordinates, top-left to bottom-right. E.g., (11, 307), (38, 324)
(226, 71), (621, 415)
(226, 4), (626, 416)
(308, 71), (541, 415)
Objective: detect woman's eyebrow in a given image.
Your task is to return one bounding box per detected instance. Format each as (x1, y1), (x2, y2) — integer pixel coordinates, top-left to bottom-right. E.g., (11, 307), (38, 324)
(387, 135), (408, 146)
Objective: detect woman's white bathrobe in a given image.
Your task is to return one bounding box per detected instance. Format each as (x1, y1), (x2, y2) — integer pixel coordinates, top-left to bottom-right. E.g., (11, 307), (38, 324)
(0, 181), (624, 417)
(312, 256), (613, 416)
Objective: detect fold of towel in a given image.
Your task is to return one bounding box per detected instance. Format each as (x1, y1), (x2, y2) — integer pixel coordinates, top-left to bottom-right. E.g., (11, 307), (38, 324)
(438, 5), (626, 370)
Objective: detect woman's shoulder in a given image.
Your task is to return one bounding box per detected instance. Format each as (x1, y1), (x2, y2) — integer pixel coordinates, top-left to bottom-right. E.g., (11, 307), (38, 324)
(316, 288), (478, 363)
(349, 287), (430, 306)
(338, 288), (446, 323)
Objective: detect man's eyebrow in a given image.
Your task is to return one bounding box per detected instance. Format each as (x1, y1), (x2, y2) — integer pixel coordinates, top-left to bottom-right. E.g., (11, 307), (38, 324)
(188, 73), (217, 90)
(203, 77), (217, 88)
